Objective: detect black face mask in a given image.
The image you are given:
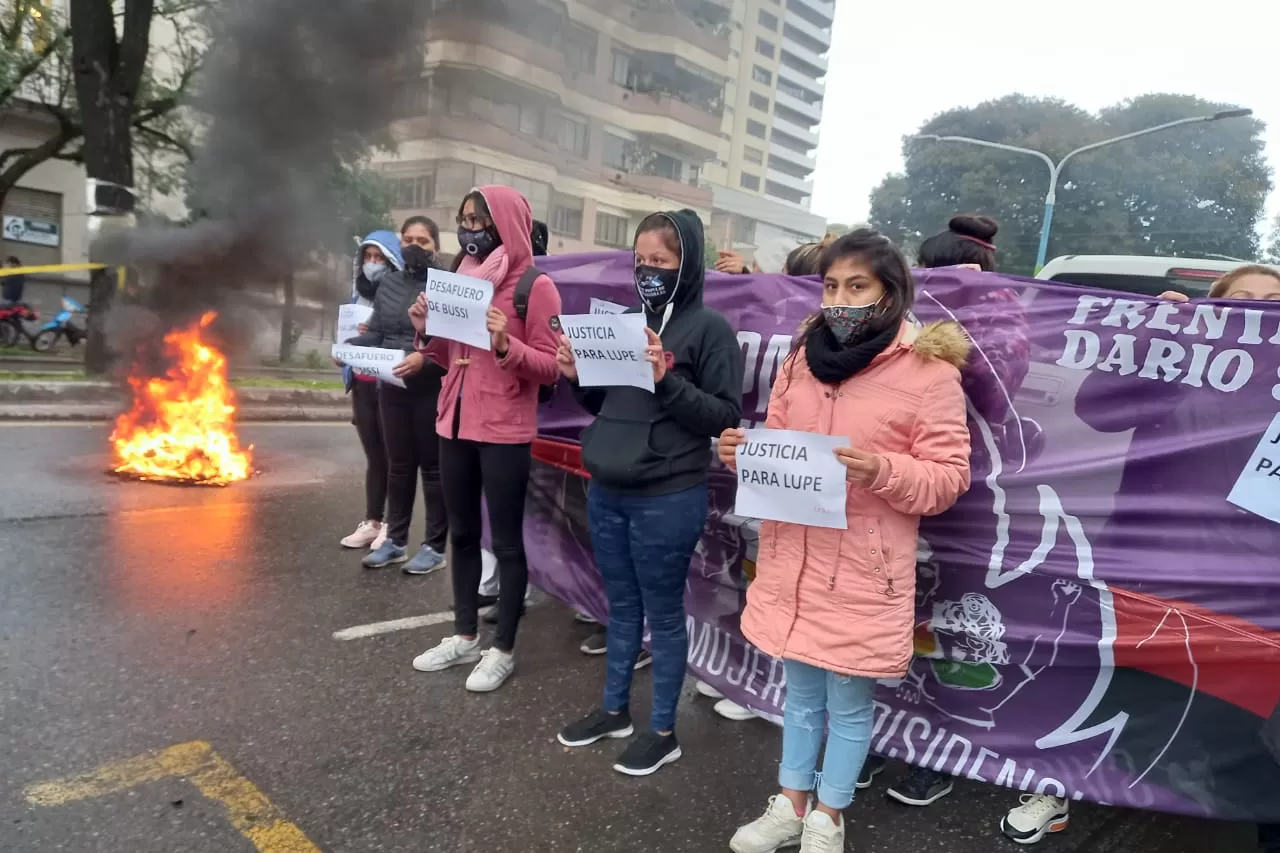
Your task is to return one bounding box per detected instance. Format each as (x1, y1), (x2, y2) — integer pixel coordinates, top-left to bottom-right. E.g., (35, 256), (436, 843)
(401, 243), (434, 275)
(635, 265), (680, 311)
(457, 227), (499, 260)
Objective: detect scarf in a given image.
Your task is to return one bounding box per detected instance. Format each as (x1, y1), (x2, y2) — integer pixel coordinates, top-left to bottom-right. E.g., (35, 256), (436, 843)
(457, 244), (510, 289)
(804, 319), (899, 386)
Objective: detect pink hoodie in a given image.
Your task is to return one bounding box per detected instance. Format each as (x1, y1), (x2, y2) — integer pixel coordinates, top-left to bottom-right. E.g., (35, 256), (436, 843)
(419, 185), (562, 444)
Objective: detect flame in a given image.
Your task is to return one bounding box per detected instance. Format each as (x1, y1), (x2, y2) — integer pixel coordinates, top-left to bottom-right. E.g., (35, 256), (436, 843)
(111, 312), (254, 485)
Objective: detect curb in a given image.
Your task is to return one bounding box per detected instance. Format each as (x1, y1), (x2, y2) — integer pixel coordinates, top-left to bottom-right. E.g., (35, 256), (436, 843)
(0, 381), (347, 406)
(0, 403), (351, 422)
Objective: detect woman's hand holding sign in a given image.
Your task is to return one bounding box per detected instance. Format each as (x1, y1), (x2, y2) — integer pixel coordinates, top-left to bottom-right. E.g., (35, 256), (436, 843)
(487, 306), (509, 355)
(645, 328), (666, 383)
(392, 351), (425, 379)
(834, 447), (883, 487)
(556, 334), (578, 382)
(409, 293), (428, 334)
(718, 427), (745, 471)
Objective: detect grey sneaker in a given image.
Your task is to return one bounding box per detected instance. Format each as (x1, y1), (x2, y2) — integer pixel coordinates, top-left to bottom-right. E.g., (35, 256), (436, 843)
(403, 544), (446, 576)
(363, 540), (408, 569)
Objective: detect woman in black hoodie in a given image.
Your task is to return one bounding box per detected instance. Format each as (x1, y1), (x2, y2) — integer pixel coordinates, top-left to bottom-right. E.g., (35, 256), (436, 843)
(554, 210), (743, 776)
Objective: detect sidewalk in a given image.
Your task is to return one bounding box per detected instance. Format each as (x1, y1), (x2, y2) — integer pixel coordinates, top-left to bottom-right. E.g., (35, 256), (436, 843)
(0, 380), (350, 422)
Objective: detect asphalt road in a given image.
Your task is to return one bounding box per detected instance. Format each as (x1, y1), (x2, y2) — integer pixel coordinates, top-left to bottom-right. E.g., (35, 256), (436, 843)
(0, 423), (1260, 853)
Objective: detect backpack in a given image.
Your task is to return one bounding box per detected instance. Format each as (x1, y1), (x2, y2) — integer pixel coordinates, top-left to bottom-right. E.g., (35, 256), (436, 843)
(514, 265), (557, 404)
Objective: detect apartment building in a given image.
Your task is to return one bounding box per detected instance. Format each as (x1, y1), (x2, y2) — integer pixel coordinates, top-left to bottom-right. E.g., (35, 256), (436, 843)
(379, 0), (835, 257)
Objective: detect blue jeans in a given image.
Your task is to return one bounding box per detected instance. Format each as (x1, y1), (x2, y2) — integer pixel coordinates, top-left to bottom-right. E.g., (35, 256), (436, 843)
(779, 659), (877, 810)
(589, 481), (708, 733)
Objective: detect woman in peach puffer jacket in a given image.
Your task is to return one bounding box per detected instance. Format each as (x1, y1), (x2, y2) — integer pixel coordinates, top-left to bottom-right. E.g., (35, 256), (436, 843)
(719, 230), (972, 853)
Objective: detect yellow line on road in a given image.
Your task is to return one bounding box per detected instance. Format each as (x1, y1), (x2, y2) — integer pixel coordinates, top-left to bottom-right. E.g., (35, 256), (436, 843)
(24, 740), (322, 853)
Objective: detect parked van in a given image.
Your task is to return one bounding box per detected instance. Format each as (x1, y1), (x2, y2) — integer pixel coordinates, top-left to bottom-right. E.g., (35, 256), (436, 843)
(1036, 254), (1248, 297)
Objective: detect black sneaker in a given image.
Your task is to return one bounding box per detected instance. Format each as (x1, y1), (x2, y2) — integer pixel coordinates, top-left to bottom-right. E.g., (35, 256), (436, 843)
(557, 709), (634, 747)
(858, 756), (886, 789)
(613, 731), (681, 777)
(580, 627), (607, 655)
(482, 603), (527, 625)
(887, 767), (954, 806)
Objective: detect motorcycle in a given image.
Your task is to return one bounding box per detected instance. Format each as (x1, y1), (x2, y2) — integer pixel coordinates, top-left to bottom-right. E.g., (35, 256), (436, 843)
(0, 302), (39, 348)
(31, 297), (87, 352)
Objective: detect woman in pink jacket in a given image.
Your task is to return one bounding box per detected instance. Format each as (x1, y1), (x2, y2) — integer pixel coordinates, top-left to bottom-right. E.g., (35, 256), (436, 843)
(407, 185), (562, 693)
(719, 230), (972, 853)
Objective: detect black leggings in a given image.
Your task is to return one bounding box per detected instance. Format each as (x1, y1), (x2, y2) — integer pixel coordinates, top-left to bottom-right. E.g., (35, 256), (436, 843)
(379, 379), (448, 552)
(351, 381), (387, 522)
(441, 437), (532, 651)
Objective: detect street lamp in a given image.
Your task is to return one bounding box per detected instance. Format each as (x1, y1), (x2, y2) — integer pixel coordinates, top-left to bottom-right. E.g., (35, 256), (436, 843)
(914, 108), (1254, 270)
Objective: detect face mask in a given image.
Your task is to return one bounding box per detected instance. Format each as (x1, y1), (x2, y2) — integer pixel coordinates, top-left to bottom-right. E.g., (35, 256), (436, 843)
(401, 243), (433, 273)
(635, 265), (679, 311)
(822, 301), (881, 344)
(457, 227), (498, 260)
(361, 262), (386, 284)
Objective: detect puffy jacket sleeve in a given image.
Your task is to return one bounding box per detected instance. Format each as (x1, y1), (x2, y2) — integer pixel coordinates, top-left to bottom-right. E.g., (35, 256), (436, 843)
(655, 312), (743, 436)
(497, 274), (562, 385)
(870, 369), (970, 516)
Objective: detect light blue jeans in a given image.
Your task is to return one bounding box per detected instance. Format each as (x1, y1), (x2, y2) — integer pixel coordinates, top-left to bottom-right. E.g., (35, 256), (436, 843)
(778, 659), (877, 810)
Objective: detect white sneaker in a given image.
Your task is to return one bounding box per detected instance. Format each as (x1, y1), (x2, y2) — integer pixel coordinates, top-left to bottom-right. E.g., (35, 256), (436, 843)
(341, 520), (382, 549)
(799, 810), (844, 853)
(371, 523), (388, 550)
(730, 795), (805, 853)
(412, 636), (481, 673)
(465, 648), (514, 692)
(1000, 795), (1069, 845)
(715, 698), (757, 721)
(694, 679), (724, 700)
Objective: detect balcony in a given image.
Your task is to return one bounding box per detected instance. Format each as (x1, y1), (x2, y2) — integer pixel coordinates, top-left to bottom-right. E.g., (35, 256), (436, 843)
(615, 172), (713, 209)
(575, 0), (730, 62)
(768, 139), (816, 172)
(786, 0), (835, 29)
(777, 60), (824, 98)
(774, 88), (822, 122)
(782, 14), (831, 49)
(781, 35), (828, 73)
(767, 166), (813, 195)
(771, 113), (817, 147)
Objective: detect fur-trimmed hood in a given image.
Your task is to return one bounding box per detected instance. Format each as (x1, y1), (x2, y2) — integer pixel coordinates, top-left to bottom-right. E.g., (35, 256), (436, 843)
(907, 320), (971, 369)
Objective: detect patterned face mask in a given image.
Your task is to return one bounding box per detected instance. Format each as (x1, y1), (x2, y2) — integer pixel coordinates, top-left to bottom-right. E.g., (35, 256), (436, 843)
(822, 300), (881, 344)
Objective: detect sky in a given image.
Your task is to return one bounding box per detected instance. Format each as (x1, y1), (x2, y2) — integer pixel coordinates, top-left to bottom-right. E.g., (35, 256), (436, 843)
(809, 0), (1280, 239)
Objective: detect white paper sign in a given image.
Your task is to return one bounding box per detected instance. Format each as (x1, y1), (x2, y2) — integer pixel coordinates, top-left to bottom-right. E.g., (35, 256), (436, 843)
(331, 344), (406, 388)
(590, 297), (628, 315)
(425, 269), (493, 349)
(559, 312), (653, 392)
(734, 429), (849, 529)
(1227, 413), (1280, 524)
(337, 304), (373, 343)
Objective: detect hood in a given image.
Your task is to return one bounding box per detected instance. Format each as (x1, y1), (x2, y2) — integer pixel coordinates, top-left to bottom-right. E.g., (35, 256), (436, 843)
(638, 208), (706, 316)
(352, 230), (404, 296)
(475, 184), (534, 276)
(754, 236), (798, 274)
(910, 320), (972, 369)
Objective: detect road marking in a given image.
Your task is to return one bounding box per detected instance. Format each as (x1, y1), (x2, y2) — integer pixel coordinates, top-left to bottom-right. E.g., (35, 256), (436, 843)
(332, 610), (454, 640)
(24, 741), (321, 853)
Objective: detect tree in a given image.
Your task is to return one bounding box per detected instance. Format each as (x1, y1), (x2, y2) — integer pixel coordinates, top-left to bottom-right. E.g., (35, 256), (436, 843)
(1262, 213), (1280, 265)
(870, 94), (1271, 275)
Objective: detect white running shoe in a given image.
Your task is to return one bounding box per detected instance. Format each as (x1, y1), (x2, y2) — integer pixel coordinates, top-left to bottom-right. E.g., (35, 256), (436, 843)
(730, 795), (805, 853)
(714, 698), (757, 721)
(371, 523), (388, 550)
(694, 679), (724, 700)
(1000, 795), (1069, 845)
(341, 520), (382, 549)
(465, 648), (515, 692)
(799, 811), (844, 853)
(412, 636), (481, 673)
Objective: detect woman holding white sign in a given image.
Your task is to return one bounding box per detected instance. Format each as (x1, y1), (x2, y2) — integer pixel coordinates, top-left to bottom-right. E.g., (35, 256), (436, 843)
(720, 230), (972, 853)
(408, 186), (563, 694)
(554, 210), (743, 777)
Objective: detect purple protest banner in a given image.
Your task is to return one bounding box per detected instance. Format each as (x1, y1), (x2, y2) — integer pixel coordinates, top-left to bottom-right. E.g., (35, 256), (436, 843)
(516, 251), (1280, 822)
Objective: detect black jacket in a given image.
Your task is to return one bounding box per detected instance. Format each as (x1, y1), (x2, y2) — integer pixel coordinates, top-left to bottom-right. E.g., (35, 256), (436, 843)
(348, 264), (445, 388)
(575, 209), (743, 496)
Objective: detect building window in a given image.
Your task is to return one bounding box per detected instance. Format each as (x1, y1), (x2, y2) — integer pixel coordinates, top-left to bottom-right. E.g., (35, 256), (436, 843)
(564, 27), (597, 74)
(550, 113), (589, 158)
(610, 51), (631, 87)
(755, 37), (775, 58)
(758, 9), (779, 30)
(602, 132), (630, 169)
(549, 194), (584, 238)
(392, 174), (435, 209)
(746, 119), (768, 139)
(752, 65), (772, 85)
(749, 92), (769, 111)
(595, 212), (631, 248)
(740, 172), (761, 191)
(743, 146), (765, 165)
